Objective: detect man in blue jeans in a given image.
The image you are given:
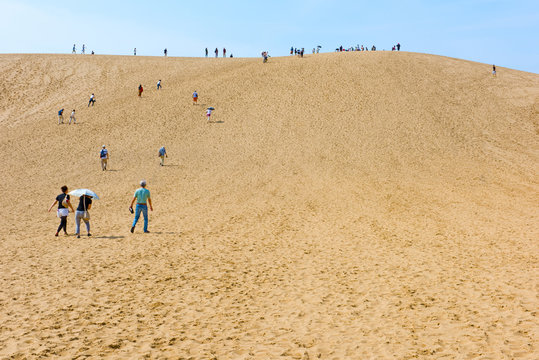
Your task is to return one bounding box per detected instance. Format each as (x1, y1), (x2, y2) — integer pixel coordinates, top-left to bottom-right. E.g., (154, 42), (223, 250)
(129, 180), (153, 233)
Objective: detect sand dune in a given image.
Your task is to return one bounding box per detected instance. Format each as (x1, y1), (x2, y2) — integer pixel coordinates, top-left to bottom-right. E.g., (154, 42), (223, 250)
(0, 52), (537, 358)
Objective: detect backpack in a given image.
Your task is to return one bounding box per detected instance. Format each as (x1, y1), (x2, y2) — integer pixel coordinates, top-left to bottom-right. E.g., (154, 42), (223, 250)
(100, 149), (107, 158)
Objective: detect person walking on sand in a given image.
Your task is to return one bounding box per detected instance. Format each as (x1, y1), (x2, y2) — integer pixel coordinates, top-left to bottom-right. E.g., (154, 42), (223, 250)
(205, 48), (208, 57)
(164, 48), (167, 56)
(215, 47), (218, 58)
(69, 109), (76, 124)
(138, 84), (143, 97)
(88, 93), (96, 107)
(72, 44), (76, 54)
(192, 90), (198, 104)
(397, 42), (401, 51)
(223, 48), (226, 58)
(492, 64), (496, 77)
(82, 44), (85, 54)
(134, 48), (137, 56)
(75, 195), (92, 238)
(158, 146), (168, 166)
(48, 185), (75, 236)
(58, 108), (64, 124)
(206, 108), (212, 122)
(157, 80), (162, 90)
(130, 180), (153, 233)
(100, 145), (109, 171)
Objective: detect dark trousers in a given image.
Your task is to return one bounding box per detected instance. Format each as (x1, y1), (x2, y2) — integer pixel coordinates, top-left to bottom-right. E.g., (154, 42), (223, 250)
(57, 216), (67, 233)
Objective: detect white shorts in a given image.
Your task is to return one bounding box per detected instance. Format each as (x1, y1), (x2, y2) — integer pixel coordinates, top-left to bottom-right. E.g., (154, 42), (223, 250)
(57, 208), (69, 217)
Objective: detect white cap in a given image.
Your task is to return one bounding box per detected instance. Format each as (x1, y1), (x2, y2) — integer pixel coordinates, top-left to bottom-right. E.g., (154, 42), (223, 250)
(102, 145), (106, 148)
(140, 180), (147, 186)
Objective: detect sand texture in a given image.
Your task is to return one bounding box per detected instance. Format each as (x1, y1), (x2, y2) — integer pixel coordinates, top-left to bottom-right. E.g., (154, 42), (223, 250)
(0, 52), (538, 359)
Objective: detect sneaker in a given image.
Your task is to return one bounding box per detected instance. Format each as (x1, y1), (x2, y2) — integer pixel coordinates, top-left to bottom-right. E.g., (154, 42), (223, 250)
(88, 233), (92, 237)
(144, 230), (150, 233)
(130, 227), (135, 233)
(77, 235), (80, 238)
(55, 232), (59, 237)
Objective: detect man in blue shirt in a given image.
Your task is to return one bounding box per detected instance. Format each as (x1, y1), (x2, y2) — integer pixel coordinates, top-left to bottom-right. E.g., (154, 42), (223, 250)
(129, 180), (153, 233)
(158, 146), (167, 166)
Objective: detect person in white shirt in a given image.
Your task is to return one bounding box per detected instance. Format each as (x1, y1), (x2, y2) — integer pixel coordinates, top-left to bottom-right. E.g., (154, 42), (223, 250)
(206, 108), (212, 122)
(157, 80), (162, 90)
(69, 110), (76, 124)
(88, 93), (96, 107)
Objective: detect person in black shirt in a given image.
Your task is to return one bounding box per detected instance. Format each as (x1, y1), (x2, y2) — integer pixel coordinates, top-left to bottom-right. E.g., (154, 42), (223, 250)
(48, 185), (75, 236)
(75, 195), (92, 238)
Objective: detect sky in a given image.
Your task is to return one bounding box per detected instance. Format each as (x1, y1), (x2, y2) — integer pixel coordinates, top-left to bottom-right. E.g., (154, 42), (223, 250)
(0, 0), (537, 73)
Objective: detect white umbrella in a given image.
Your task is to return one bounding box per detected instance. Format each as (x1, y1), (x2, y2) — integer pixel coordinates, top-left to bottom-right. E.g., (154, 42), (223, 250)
(69, 189), (100, 200)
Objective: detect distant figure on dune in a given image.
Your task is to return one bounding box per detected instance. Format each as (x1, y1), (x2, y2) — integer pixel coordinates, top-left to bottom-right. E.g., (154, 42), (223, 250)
(492, 65), (496, 77)
(82, 44), (85, 54)
(58, 108), (64, 124)
(138, 84), (143, 97)
(72, 44), (76, 54)
(130, 180), (153, 233)
(91, 50), (94, 55)
(134, 48), (137, 56)
(223, 48), (226, 57)
(48, 185), (75, 236)
(88, 93), (96, 107)
(100, 145), (109, 171)
(69, 109), (76, 124)
(75, 195), (92, 238)
(215, 48), (218, 58)
(205, 48), (208, 57)
(290, 46), (293, 55)
(157, 80), (162, 90)
(262, 51), (268, 63)
(164, 48), (167, 57)
(158, 146), (168, 166)
(397, 43), (401, 51)
(230, 54), (233, 58)
(192, 90), (198, 104)
(206, 108), (212, 121)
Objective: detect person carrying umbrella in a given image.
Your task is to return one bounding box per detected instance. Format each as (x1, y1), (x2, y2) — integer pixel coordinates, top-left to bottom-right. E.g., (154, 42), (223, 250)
(69, 189), (99, 238)
(48, 185), (75, 236)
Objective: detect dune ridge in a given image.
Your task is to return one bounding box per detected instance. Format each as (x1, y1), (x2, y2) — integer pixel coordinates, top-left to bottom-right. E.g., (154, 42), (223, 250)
(0, 52), (538, 358)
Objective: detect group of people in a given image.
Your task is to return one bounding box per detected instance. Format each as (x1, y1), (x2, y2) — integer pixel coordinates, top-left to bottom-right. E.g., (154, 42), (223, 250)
(391, 43), (401, 51)
(49, 180), (155, 236)
(48, 186), (92, 238)
(337, 44), (378, 52)
(72, 44), (94, 55)
(205, 48), (233, 58)
(290, 47), (305, 57)
(57, 94), (95, 125)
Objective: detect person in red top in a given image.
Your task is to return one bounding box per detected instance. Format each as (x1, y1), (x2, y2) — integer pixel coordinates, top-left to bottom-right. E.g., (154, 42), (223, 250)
(138, 84), (143, 97)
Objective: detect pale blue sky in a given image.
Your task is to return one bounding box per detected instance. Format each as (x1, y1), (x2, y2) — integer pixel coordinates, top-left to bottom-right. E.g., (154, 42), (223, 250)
(0, 0), (537, 73)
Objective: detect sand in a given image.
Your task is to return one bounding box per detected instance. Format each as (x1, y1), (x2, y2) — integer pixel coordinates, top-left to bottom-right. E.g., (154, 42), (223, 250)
(0, 52), (537, 359)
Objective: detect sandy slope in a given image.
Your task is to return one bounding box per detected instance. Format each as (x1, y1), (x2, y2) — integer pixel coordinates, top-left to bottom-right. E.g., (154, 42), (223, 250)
(0, 52), (537, 359)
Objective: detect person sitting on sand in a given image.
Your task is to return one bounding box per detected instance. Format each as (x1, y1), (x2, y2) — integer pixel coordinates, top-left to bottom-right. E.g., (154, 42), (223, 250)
(158, 146), (168, 166)
(58, 108), (64, 124)
(48, 185), (75, 236)
(138, 84), (143, 97)
(88, 93), (96, 107)
(100, 145), (109, 171)
(75, 195), (92, 238)
(130, 180), (153, 233)
(193, 90), (198, 104)
(69, 109), (76, 124)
